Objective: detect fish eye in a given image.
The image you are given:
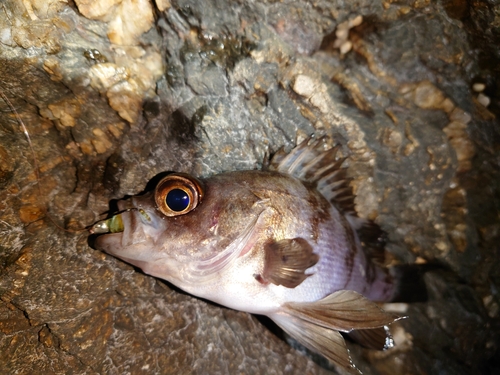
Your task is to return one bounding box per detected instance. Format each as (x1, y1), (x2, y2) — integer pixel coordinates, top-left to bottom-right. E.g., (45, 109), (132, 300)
(154, 173), (204, 217)
(166, 189), (190, 212)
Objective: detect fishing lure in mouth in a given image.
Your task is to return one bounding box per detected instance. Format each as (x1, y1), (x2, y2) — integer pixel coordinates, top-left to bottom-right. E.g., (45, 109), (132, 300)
(90, 136), (404, 373)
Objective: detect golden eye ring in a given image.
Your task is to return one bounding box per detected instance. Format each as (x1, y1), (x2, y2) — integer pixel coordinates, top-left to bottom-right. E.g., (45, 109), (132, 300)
(154, 173), (204, 217)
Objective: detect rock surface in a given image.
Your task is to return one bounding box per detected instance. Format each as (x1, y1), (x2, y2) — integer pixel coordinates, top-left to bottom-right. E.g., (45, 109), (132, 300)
(1, 0), (499, 374)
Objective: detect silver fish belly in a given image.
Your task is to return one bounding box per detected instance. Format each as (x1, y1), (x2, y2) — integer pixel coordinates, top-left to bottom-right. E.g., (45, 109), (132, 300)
(91, 137), (402, 373)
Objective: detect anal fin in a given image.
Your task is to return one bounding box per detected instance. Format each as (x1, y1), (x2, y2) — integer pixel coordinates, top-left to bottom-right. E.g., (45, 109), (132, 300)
(283, 290), (403, 332)
(347, 326), (394, 350)
(271, 313), (360, 374)
(262, 238), (319, 288)
(272, 290), (403, 372)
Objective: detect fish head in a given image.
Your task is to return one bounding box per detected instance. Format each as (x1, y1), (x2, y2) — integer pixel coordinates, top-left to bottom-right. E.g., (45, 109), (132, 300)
(91, 172), (265, 286)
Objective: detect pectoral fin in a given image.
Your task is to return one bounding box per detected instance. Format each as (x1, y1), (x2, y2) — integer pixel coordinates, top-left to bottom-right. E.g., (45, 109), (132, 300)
(262, 238), (319, 288)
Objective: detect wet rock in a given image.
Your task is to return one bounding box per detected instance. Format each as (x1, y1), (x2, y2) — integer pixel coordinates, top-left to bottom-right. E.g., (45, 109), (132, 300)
(0, 145), (14, 188)
(1, 0), (499, 374)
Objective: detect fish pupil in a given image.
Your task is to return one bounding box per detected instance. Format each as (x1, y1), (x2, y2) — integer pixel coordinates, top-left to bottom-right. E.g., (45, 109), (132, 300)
(166, 189), (190, 211)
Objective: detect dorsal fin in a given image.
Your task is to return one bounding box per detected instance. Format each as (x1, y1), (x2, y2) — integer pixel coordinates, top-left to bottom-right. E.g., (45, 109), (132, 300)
(269, 136), (355, 215)
(355, 219), (388, 266)
(269, 136), (387, 264)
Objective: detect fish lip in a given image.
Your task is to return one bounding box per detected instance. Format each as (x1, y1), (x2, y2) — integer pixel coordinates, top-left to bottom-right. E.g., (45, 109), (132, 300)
(92, 194), (159, 254)
(92, 228), (123, 254)
(91, 200), (131, 251)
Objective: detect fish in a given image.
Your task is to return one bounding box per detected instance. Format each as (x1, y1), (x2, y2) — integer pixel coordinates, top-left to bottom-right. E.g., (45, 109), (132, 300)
(90, 136), (403, 374)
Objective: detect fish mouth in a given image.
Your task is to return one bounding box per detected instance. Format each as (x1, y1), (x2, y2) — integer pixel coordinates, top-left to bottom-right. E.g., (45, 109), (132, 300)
(89, 195), (162, 255)
(88, 201), (133, 254)
(89, 213), (125, 234)
(89, 198), (155, 235)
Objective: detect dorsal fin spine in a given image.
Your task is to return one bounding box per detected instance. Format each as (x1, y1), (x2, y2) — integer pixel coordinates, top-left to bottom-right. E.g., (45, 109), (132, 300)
(269, 136), (356, 215)
(287, 145), (314, 175)
(307, 159), (342, 181)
